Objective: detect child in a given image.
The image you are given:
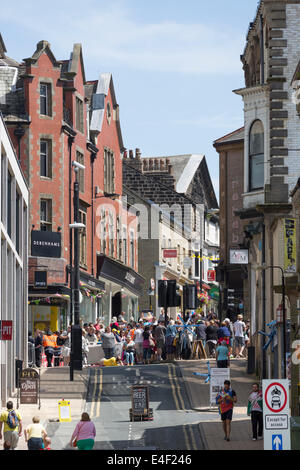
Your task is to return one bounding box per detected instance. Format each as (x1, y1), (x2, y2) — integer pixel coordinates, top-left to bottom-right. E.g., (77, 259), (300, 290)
(43, 436), (52, 450)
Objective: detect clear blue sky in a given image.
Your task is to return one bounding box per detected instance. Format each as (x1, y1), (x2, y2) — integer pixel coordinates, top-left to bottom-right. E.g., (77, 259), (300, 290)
(1, 0), (260, 202)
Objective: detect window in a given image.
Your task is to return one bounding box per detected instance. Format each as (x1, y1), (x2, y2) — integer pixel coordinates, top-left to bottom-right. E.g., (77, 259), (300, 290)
(76, 151), (85, 193)
(40, 139), (52, 178)
(76, 97), (84, 133)
(249, 120), (264, 191)
(108, 213), (114, 257)
(40, 83), (52, 116)
(16, 191), (20, 254)
(79, 210), (87, 266)
(40, 199), (52, 231)
(104, 148), (115, 194)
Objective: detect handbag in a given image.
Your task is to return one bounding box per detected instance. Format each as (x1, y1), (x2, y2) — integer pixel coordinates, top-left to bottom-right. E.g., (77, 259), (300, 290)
(72, 422), (84, 447)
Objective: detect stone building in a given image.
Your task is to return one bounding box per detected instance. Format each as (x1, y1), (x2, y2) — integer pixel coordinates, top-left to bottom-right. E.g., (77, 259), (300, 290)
(123, 151), (219, 316)
(232, 0), (300, 382)
(0, 35), (142, 330)
(0, 112), (29, 405)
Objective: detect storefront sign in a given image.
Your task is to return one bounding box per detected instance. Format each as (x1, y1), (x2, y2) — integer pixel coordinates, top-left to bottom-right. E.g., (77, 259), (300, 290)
(284, 218), (296, 273)
(0, 321), (13, 340)
(97, 255), (144, 296)
(31, 231), (61, 258)
(229, 249), (249, 265)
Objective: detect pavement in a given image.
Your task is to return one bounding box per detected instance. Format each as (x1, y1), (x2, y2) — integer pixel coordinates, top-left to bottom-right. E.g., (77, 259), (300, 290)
(5, 357), (263, 451)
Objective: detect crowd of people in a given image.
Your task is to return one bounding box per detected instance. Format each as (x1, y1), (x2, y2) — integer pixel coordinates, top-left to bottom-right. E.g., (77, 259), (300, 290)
(29, 311), (250, 369)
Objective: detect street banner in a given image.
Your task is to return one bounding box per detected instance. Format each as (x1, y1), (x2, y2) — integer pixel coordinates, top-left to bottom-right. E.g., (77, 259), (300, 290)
(283, 218), (296, 273)
(58, 400), (72, 422)
(210, 368), (230, 407)
(262, 379), (291, 450)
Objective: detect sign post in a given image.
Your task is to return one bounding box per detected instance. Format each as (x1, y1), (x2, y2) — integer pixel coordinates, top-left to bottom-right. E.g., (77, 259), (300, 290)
(18, 368), (40, 410)
(263, 379), (291, 450)
(210, 368), (230, 408)
(130, 385), (153, 421)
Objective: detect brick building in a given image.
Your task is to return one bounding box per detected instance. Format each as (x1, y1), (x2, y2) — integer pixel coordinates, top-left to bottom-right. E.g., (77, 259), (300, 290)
(0, 35), (143, 330)
(123, 151), (219, 316)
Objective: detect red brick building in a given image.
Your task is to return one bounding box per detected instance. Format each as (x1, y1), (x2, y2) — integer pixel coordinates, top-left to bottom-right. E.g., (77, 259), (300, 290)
(0, 37), (143, 330)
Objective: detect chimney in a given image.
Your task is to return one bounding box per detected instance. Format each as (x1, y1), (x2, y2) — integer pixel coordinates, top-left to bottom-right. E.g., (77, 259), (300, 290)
(123, 150), (128, 159)
(135, 148), (141, 160)
(129, 150), (134, 159)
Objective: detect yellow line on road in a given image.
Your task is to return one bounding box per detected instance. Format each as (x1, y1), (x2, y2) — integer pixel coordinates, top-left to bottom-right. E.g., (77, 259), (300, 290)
(168, 365), (190, 449)
(95, 368), (103, 418)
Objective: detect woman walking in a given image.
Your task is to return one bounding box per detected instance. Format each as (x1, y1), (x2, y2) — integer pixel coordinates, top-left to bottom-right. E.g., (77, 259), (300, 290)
(70, 412), (96, 450)
(24, 416), (47, 450)
(142, 326), (152, 364)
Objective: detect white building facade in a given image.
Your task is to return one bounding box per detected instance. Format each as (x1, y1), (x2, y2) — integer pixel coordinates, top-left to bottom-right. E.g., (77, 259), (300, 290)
(0, 114), (28, 405)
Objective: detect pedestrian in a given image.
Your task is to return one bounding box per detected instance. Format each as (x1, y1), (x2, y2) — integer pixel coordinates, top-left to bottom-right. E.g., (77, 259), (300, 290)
(70, 412), (96, 450)
(133, 323), (144, 364)
(53, 331), (63, 367)
(43, 436), (52, 450)
(61, 328), (71, 366)
(34, 328), (43, 368)
(244, 320), (251, 355)
(101, 326), (116, 359)
(24, 416), (47, 450)
(124, 336), (136, 366)
(42, 329), (57, 367)
(233, 315), (246, 357)
(247, 383), (263, 441)
(0, 401), (22, 450)
(85, 326), (98, 344)
(217, 321), (231, 346)
(216, 380), (237, 442)
(82, 329), (90, 366)
(205, 320), (219, 358)
(153, 321), (166, 362)
(216, 340), (230, 368)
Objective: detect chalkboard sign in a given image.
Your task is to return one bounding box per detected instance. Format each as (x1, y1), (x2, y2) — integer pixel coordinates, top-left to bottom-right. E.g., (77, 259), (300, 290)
(131, 385), (149, 415)
(18, 368), (41, 409)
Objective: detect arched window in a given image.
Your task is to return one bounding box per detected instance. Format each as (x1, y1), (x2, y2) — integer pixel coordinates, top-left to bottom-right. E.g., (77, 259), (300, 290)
(249, 120), (264, 191)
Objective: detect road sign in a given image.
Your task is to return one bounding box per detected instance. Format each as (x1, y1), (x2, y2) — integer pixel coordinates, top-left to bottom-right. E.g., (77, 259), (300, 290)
(263, 379), (290, 450)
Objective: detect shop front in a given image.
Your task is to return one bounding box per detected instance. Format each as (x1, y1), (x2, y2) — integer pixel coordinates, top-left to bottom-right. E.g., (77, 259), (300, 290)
(79, 271), (105, 325)
(97, 255), (144, 324)
(28, 286), (70, 334)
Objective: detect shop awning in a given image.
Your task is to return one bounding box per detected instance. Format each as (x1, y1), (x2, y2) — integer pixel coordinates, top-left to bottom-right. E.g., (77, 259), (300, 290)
(97, 255), (145, 296)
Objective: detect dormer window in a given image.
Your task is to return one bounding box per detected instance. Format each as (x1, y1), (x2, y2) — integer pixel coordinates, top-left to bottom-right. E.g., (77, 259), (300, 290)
(249, 120), (264, 191)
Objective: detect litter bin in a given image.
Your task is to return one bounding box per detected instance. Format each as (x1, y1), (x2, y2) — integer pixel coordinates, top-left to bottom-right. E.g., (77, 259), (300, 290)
(291, 417), (300, 450)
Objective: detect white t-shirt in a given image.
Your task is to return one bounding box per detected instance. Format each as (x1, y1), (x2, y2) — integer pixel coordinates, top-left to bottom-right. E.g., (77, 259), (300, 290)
(233, 320), (246, 338)
(134, 328), (144, 343)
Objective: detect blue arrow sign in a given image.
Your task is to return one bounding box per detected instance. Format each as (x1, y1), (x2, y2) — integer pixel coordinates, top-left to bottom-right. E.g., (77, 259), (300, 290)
(272, 435), (283, 451)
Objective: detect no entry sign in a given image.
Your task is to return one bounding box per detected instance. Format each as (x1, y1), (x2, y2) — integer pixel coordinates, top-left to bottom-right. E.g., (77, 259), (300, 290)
(0, 321), (13, 340)
(263, 379), (290, 450)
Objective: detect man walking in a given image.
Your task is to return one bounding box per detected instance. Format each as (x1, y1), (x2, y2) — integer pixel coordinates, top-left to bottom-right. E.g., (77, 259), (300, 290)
(247, 383), (263, 441)
(0, 401), (22, 450)
(216, 380), (237, 442)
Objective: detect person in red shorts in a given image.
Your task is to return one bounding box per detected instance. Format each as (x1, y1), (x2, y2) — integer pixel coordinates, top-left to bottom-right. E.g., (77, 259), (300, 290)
(216, 380), (237, 442)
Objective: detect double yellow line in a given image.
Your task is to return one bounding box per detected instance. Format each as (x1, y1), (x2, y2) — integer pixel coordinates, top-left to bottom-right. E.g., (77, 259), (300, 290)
(168, 364), (198, 451)
(90, 368), (103, 419)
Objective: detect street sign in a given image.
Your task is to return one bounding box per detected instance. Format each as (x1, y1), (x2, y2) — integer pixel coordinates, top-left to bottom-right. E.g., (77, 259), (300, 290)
(0, 321), (13, 340)
(263, 379), (291, 450)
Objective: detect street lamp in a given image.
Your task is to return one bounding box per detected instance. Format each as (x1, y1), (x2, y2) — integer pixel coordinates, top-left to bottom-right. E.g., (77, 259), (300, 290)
(69, 161), (86, 381)
(255, 263), (287, 379)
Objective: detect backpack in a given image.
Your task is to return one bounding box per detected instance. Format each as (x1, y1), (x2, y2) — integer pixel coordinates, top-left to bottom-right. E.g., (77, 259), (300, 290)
(7, 410), (19, 429)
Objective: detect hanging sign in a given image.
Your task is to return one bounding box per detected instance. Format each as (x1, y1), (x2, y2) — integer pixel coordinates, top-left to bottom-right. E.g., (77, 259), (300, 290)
(284, 218), (296, 273)
(0, 321), (13, 340)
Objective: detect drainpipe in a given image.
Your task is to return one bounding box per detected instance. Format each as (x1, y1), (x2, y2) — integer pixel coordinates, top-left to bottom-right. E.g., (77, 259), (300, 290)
(260, 14), (265, 85)
(262, 223), (267, 378)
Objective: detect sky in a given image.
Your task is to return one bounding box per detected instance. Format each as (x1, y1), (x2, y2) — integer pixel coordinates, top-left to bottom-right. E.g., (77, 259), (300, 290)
(1, 0), (260, 203)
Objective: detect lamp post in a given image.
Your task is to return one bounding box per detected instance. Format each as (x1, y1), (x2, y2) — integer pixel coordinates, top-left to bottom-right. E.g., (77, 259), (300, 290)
(255, 264), (287, 379)
(69, 161), (85, 381)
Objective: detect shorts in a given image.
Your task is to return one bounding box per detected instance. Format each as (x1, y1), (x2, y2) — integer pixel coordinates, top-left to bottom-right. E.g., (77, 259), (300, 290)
(217, 360), (228, 368)
(235, 336), (245, 347)
(27, 437), (44, 450)
(221, 409), (233, 421)
(4, 430), (19, 449)
(155, 339), (165, 350)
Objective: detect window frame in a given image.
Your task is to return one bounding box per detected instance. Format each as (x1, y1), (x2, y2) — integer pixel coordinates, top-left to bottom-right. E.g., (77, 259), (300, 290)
(40, 83), (52, 117)
(40, 139), (52, 178)
(40, 198), (52, 232)
(249, 120), (264, 192)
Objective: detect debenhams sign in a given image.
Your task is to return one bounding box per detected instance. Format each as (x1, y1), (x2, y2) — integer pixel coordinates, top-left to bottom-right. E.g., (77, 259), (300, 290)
(31, 231), (61, 258)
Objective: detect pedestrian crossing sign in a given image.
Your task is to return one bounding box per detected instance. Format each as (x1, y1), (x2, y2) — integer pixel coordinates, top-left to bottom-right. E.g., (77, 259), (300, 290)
(58, 400), (72, 422)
